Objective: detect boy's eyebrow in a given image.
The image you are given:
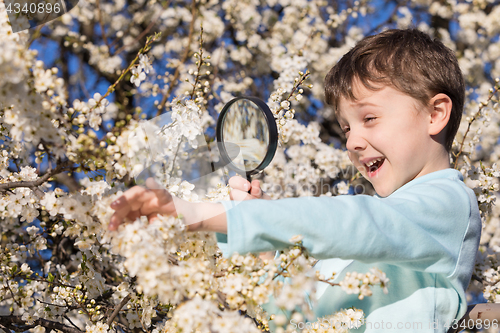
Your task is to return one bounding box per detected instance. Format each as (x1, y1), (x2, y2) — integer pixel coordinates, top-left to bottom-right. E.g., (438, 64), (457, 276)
(336, 101), (380, 125)
(355, 101), (381, 108)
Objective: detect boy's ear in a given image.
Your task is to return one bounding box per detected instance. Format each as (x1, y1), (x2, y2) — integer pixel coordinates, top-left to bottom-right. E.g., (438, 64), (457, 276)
(427, 93), (452, 136)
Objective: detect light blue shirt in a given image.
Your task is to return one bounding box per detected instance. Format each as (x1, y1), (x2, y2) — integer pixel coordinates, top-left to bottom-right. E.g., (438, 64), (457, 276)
(216, 169), (481, 332)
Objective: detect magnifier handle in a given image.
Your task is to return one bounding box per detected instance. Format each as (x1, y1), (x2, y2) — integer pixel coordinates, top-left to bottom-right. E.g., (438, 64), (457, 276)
(246, 174), (252, 194)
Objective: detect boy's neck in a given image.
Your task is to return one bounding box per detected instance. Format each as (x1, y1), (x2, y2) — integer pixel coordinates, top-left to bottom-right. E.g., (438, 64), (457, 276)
(417, 145), (452, 179)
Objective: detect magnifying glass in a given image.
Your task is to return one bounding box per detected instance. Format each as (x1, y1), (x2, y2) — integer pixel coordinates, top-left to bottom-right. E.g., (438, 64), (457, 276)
(216, 97), (278, 194)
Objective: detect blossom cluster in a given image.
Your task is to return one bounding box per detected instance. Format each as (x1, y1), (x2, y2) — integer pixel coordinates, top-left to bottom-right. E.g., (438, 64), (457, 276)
(337, 269), (389, 300)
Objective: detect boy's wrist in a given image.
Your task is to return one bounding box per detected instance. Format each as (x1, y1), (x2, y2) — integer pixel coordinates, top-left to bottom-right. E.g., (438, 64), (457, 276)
(198, 202), (227, 233)
(176, 199), (227, 233)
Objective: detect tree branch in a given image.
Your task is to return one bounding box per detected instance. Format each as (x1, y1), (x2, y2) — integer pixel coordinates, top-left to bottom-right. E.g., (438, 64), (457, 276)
(114, 0), (171, 56)
(106, 294), (131, 326)
(63, 315), (83, 332)
(0, 160), (75, 192)
(453, 85), (499, 169)
(157, 0), (197, 116)
(0, 316), (83, 333)
(95, 0), (111, 49)
(52, 173), (82, 192)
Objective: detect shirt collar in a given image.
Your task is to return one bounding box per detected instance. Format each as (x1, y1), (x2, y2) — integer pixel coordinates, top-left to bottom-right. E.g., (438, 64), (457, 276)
(374, 168), (464, 199)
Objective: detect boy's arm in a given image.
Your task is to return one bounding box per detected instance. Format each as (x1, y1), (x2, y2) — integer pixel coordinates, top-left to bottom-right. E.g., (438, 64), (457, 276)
(108, 178), (228, 232)
(217, 178), (481, 275)
(196, 202), (227, 233)
(195, 176), (267, 233)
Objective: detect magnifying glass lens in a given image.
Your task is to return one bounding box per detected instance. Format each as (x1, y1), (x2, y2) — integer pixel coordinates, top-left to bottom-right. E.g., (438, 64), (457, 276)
(221, 99), (269, 172)
(216, 96), (278, 193)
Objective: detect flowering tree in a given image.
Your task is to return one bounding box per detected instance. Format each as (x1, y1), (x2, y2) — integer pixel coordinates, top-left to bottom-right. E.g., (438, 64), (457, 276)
(1, 0), (500, 332)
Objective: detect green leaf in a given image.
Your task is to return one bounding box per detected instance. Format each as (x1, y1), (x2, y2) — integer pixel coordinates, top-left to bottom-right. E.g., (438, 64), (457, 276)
(47, 272), (55, 283)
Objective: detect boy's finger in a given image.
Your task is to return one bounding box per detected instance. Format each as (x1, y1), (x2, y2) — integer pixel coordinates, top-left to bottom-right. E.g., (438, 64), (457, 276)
(139, 197), (172, 217)
(109, 213), (122, 231)
(110, 186), (146, 210)
(147, 212), (159, 224)
(229, 188), (248, 200)
(109, 187), (154, 230)
(126, 210), (141, 221)
(145, 177), (173, 205)
(230, 188), (253, 201)
(250, 180), (262, 197)
(145, 177), (163, 190)
(228, 175), (241, 185)
(228, 175), (250, 191)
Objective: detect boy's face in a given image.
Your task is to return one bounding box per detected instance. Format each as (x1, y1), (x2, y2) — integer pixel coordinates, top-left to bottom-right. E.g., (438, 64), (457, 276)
(337, 84), (435, 197)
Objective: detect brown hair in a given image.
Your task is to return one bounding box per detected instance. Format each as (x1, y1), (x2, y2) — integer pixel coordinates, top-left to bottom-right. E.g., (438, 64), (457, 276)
(324, 28), (465, 152)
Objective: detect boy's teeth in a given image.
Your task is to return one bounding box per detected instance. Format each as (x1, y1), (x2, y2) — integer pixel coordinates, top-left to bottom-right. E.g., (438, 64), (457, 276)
(366, 157), (384, 167)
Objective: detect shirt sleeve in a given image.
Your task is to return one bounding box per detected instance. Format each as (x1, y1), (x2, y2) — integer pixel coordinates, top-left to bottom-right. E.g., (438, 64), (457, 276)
(219, 177), (477, 276)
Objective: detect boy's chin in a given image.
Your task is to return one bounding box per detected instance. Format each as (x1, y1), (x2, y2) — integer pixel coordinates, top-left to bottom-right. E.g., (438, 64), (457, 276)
(372, 184), (395, 198)
(374, 191), (390, 198)
(362, 172), (396, 197)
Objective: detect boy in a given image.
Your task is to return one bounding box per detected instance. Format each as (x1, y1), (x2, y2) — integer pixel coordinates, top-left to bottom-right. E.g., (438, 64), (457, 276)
(109, 29), (481, 332)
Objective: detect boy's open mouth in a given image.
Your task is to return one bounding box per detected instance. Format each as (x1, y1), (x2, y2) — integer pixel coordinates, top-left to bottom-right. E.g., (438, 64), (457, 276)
(364, 157), (385, 174)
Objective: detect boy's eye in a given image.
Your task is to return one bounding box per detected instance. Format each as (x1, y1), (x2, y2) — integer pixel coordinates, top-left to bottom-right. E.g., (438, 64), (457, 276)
(364, 117), (376, 123)
(342, 127), (350, 134)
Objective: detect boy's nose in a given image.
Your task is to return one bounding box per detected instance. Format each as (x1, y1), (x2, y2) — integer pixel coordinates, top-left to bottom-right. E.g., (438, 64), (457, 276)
(345, 132), (367, 152)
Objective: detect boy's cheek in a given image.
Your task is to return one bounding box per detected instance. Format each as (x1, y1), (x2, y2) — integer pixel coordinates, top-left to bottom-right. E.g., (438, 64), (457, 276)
(347, 152), (357, 165)
(347, 152), (369, 176)
(349, 158), (365, 174)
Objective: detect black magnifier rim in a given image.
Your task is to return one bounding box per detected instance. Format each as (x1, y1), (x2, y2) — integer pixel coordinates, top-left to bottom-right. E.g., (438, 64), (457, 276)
(216, 96), (278, 177)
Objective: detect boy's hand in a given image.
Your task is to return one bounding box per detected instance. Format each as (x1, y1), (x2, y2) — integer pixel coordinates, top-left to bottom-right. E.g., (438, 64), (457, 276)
(228, 176), (272, 201)
(108, 178), (203, 231)
(228, 175), (275, 261)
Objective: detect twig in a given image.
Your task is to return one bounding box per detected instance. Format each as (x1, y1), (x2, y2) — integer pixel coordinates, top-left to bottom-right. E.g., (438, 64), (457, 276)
(30, 186), (45, 199)
(113, 320), (129, 332)
(169, 137), (183, 179)
(0, 322), (9, 332)
(156, 0), (197, 116)
(0, 316), (83, 333)
(106, 294), (131, 326)
(285, 71), (310, 102)
(167, 253), (179, 265)
(207, 41), (225, 100)
(114, 0), (171, 56)
(317, 279), (340, 287)
(135, 304), (147, 331)
(189, 25), (205, 100)
(471, 273), (483, 284)
(6, 282), (23, 309)
(63, 315), (83, 331)
(91, 33), (161, 112)
(27, 24), (44, 48)
(216, 290), (229, 308)
(350, 171), (361, 182)
(72, 294), (93, 320)
(272, 248), (304, 280)
(36, 298), (75, 308)
(95, 0), (111, 49)
(453, 85), (499, 169)
(298, 30), (318, 56)
(0, 160), (74, 192)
